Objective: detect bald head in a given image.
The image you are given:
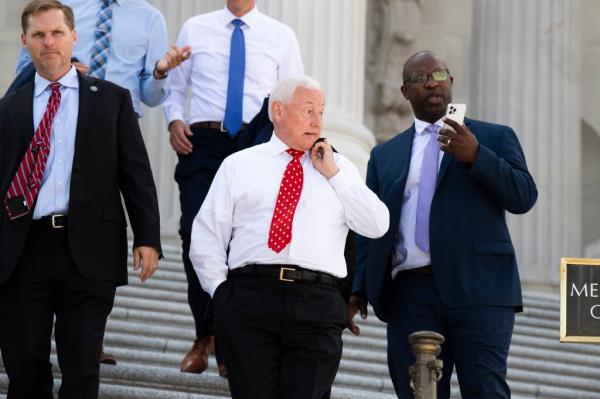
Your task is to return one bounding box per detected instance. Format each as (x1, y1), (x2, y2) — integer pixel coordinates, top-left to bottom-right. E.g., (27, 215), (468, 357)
(402, 51), (448, 82)
(400, 50), (453, 123)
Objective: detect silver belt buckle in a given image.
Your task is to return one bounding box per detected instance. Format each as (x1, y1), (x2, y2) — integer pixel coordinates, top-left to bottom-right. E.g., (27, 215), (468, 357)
(220, 121), (228, 133)
(51, 214), (66, 229)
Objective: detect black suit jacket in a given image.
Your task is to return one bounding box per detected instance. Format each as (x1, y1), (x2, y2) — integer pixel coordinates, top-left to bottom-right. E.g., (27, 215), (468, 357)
(0, 73), (161, 286)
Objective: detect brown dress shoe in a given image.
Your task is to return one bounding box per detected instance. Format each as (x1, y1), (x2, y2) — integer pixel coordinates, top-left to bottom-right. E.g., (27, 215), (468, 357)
(217, 362), (227, 378)
(100, 345), (117, 365)
(180, 336), (211, 373)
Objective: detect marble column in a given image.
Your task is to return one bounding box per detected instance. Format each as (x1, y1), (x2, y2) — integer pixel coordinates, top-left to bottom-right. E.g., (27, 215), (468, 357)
(470, 0), (582, 286)
(259, 0), (375, 172)
(142, 0), (376, 239)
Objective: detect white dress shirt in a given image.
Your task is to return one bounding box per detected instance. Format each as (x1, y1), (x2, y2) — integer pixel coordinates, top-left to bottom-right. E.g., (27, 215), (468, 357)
(163, 5), (304, 125)
(391, 117), (445, 278)
(190, 134), (390, 297)
(33, 67), (79, 219)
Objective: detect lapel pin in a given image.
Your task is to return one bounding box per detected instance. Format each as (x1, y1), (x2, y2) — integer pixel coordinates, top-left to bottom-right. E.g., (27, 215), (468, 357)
(90, 85), (98, 92)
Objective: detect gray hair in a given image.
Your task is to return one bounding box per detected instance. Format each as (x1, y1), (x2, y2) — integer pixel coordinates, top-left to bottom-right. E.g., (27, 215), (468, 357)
(268, 75), (323, 121)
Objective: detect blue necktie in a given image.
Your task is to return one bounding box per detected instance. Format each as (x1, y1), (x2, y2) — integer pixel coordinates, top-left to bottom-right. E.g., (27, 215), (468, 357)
(88, 0), (116, 79)
(415, 124), (440, 252)
(223, 19), (246, 137)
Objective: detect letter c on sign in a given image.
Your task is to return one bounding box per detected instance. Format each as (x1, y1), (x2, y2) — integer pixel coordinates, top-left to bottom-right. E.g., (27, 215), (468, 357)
(591, 305), (600, 319)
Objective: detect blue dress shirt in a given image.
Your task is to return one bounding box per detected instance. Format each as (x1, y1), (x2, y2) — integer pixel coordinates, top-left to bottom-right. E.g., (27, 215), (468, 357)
(32, 67), (79, 219)
(16, 0), (169, 117)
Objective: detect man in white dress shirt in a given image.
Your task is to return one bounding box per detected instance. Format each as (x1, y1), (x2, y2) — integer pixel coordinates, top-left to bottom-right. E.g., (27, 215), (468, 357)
(190, 76), (389, 399)
(162, 0), (304, 375)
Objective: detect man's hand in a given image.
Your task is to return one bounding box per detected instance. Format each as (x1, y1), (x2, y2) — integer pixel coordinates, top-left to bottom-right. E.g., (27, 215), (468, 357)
(310, 138), (339, 179)
(438, 118), (479, 164)
(133, 246), (159, 282)
(168, 119), (193, 155)
(154, 44), (192, 79)
(72, 61), (89, 75)
(347, 294), (368, 335)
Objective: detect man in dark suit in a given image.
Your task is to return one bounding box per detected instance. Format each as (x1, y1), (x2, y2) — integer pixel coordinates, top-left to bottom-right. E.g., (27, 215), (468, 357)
(0, 1), (161, 398)
(349, 51), (538, 398)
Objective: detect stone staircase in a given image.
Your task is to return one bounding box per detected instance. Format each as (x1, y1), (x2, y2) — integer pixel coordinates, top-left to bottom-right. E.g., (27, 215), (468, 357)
(2, 243), (600, 398)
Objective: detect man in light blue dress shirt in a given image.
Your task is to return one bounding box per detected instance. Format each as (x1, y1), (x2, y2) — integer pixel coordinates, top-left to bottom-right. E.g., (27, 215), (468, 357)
(14, 0), (190, 117)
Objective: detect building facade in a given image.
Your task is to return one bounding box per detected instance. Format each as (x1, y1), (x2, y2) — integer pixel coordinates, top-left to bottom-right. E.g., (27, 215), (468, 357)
(1, 0), (598, 290)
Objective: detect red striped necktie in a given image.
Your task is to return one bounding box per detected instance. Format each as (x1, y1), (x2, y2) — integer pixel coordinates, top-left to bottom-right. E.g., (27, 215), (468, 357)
(268, 149), (305, 253)
(3, 82), (62, 220)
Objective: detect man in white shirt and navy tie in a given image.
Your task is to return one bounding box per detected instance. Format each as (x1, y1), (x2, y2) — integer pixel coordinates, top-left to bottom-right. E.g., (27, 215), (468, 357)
(190, 75), (389, 399)
(162, 0), (304, 376)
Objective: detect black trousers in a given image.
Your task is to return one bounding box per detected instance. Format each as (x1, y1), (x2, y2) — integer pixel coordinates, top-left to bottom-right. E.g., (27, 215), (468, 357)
(175, 127), (238, 348)
(213, 272), (347, 399)
(0, 223), (116, 399)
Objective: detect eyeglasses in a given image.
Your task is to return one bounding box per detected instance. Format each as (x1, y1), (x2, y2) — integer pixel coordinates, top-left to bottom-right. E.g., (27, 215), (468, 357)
(298, 106), (324, 120)
(403, 69), (450, 85)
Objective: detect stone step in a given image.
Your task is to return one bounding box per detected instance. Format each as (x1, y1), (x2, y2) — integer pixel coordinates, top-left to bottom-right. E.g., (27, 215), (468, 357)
(2, 243), (598, 398)
(110, 291), (561, 339)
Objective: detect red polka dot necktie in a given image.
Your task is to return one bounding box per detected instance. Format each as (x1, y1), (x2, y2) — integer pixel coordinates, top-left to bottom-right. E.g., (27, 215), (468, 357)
(268, 149), (304, 253)
(3, 82), (62, 220)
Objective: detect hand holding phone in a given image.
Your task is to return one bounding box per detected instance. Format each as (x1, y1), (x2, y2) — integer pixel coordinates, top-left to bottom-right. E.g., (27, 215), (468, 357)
(439, 103), (479, 164)
(312, 137), (326, 159)
(310, 137), (339, 178)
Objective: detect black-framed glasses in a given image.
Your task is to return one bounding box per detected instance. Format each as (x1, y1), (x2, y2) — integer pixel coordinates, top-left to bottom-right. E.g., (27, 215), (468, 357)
(403, 69), (450, 85)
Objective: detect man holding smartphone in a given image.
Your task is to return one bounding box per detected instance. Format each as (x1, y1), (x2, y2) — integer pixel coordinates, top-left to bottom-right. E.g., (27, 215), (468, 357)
(349, 51), (538, 398)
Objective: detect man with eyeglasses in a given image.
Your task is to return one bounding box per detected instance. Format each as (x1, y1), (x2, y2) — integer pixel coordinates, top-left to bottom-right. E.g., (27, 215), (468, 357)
(349, 51), (537, 398)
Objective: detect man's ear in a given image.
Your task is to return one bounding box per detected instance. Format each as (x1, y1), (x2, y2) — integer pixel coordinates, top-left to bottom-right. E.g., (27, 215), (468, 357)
(272, 101), (283, 121)
(401, 85), (409, 100)
(21, 32), (27, 47)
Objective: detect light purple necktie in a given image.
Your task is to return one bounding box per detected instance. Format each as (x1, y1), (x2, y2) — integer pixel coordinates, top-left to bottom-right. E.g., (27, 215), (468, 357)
(415, 124), (440, 252)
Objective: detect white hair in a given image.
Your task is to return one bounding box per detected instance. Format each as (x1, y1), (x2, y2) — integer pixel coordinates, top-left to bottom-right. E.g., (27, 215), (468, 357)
(268, 75), (323, 121)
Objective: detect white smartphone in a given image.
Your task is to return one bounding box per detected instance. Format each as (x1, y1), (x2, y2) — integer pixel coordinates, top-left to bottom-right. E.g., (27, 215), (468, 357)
(444, 103), (466, 130)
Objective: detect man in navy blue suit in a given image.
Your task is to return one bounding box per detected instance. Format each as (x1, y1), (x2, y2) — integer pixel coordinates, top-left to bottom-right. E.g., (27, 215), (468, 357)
(348, 51), (538, 398)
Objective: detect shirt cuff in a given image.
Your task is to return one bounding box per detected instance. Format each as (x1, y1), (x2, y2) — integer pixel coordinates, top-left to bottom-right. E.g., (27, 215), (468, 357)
(164, 110), (186, 127)
(328, 167), (353, 193)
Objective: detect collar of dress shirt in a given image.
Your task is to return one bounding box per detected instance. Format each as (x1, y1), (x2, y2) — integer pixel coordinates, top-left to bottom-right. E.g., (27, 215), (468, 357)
(413, 117), (445, 136)
(221, 4), (259, 28)
(268, 131), (309, 158)
(34, 65), (79, 98)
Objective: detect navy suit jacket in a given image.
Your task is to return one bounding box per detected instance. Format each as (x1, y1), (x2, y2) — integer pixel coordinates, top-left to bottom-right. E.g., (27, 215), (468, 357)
(353, 118), (538, 323)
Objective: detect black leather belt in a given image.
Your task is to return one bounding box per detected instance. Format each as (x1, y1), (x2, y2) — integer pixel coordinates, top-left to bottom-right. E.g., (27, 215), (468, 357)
(32, 214), (68, 229)
(399, 265), (433, 274)
(189, 121), (248, 133)
(231, 264), (339, 286)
